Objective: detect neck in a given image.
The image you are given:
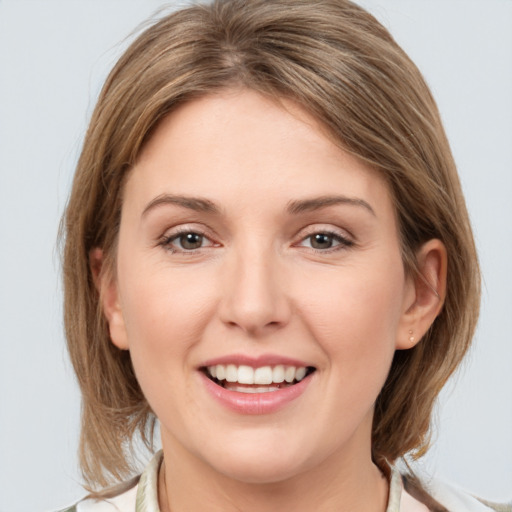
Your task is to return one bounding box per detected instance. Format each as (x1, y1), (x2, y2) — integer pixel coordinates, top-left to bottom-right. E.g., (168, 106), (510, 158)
(158, 430), (389, 512)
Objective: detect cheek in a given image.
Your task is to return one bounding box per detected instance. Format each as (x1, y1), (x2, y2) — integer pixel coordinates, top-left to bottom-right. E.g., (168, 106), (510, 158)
(116, 258), (218, 385)
(304, 260), (403, 324)
(298, 261), (405, 378)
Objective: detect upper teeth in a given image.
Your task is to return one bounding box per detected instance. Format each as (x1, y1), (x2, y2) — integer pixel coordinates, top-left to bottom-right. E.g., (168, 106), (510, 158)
(207, 364), (308, 385)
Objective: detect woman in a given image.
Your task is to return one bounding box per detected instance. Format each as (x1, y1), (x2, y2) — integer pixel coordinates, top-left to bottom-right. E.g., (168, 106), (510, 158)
(58, 0), (509, 510)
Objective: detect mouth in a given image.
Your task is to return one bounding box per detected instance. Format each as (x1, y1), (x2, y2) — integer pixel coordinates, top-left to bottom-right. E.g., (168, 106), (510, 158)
(201, 364), (316, 394)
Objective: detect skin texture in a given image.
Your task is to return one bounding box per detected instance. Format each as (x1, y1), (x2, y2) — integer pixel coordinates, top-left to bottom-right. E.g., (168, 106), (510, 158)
(95, 89), (446, 512)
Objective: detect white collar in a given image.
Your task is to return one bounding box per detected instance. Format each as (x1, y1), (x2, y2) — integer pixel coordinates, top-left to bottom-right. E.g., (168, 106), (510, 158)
(134, 451), (408, 512)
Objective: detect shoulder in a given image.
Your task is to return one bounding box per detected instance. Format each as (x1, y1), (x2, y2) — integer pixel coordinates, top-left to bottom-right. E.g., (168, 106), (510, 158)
(426, 478), (512, 512)
(395, 466), (511, 512)
(54, 484), (138, 512)
(53, 451), (163, 512)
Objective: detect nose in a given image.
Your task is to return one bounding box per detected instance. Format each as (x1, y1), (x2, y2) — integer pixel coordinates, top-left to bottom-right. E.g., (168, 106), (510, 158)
(219, 244), (291, 337)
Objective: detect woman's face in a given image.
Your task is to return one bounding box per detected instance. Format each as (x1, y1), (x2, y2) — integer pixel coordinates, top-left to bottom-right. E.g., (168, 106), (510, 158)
(104, 89), (418, 483)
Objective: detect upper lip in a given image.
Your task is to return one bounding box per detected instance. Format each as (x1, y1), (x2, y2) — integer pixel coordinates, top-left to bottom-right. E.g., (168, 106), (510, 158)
(200, 353), (314, 369)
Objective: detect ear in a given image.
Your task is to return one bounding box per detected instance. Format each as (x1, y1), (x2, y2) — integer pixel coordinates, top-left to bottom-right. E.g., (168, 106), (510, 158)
(396, 239), (447, 350)
(89, 248), (129, 350)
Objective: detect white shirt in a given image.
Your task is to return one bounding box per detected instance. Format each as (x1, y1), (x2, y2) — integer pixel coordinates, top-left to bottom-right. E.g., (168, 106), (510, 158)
(57, 451), (511, 512)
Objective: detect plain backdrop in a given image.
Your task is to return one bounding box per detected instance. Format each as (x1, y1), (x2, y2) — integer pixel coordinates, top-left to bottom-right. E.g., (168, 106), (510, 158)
(0, 1), (511, 511)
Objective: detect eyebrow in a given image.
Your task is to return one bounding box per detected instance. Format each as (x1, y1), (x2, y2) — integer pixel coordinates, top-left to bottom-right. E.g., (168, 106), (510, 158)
(141, 193), (375, 218)
(286, 195), (376, 216)
(142, 194), (220, 217)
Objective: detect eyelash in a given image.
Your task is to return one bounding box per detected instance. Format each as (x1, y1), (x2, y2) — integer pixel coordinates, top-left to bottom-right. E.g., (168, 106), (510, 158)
(296, 229), (354, 253)
(159, 227), (216, 254)
(158, 227), (354, 254)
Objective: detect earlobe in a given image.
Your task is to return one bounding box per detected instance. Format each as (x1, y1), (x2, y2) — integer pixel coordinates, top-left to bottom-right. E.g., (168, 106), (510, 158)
(89, 248), (130, 350)
(396, 239), (447, 350)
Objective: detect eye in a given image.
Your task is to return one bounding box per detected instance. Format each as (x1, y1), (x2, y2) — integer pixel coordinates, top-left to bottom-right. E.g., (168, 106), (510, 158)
(160, 229), (215, 252)
(298, 230), (353, 251)
(175, 232), (205, 250)
(309, 233), (337, 250)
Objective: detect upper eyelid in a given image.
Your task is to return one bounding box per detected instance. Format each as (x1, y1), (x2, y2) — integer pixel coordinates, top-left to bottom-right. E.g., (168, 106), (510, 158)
(157, 223), (354, 245)
(296, 232), (353, 249)
(294, 223), (354, 241)
(161, 223), (216, 239)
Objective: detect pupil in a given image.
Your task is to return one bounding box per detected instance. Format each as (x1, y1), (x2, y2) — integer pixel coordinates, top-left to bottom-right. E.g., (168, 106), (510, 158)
(312, 233), (332, 249)
(181, 233), (202, 249)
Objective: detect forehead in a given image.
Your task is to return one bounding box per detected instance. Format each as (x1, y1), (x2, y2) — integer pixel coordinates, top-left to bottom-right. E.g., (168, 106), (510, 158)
(126, 88), (394, 220)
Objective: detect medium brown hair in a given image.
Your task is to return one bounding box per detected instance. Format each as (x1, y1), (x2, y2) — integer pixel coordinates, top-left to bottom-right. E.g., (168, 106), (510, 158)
(61, 0), (480, 489)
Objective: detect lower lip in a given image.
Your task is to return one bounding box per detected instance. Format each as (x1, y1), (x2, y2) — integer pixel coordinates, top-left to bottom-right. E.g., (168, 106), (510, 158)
(200, 372), (313, 415)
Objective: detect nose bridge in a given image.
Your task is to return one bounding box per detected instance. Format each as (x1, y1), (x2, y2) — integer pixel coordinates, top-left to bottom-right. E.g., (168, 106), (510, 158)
(220, 237), (289, 335)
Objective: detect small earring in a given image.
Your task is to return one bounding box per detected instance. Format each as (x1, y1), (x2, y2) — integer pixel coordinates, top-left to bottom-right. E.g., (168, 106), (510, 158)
(408, 329), (415, 343)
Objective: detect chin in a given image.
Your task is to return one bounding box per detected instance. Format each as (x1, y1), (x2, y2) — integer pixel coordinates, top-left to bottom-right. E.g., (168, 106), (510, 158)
(213, 456), (308, 485)
(200, 433), (315, 484)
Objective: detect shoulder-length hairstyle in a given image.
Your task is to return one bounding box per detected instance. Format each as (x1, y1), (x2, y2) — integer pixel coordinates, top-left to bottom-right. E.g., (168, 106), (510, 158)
(62, 0), (480, 490)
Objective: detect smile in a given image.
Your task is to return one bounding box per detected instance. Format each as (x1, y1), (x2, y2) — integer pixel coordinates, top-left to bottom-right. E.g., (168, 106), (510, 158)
(204, 364), (315, 393)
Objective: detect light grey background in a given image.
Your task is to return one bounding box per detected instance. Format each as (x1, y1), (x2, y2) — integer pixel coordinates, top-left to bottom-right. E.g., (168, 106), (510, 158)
(0, 1), (510, 511)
